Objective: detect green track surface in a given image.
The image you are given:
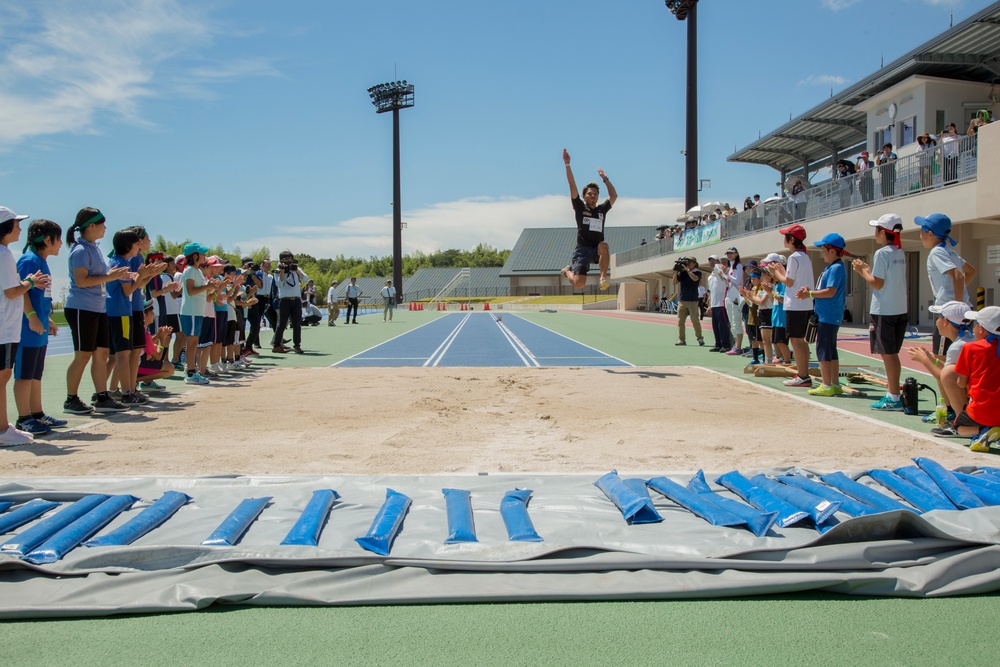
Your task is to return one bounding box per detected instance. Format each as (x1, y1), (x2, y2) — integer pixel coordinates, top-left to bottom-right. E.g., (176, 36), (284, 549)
(2, 309), (994, 665)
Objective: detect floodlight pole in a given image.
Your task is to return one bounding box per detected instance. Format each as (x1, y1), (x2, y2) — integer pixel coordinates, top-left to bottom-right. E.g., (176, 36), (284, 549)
(666, 1), (699, 212)
(368, 80), (415, 303)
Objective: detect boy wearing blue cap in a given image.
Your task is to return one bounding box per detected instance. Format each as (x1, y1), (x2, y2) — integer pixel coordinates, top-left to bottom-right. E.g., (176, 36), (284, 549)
(798, 232), (851, 397)
(917, 213), (977, 357)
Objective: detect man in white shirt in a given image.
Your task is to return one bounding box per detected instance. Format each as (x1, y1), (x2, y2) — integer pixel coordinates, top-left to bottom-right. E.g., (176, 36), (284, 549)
(326, 280), (339, 326)
(344, 278), (361, 324)
(381, 280), (396, 322)
(706, 256), (731, 352)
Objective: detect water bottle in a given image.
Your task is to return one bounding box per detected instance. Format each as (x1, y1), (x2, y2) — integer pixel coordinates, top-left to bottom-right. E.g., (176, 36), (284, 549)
(935, 400), (948, 427)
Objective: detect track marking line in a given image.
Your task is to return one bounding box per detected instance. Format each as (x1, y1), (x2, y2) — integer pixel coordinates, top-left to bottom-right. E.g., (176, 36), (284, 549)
(507, 313), (634, 367)
(330, 314), (449, 367)
(492, 315), (538, 367)
(426, 312), (472, 367)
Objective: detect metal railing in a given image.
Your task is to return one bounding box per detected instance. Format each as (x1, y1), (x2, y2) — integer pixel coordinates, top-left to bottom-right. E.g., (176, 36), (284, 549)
(618, 134), (979, 264)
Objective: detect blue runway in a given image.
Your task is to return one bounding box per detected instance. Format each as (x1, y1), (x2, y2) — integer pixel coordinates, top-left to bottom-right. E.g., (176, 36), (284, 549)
(335, 312), (631, 368)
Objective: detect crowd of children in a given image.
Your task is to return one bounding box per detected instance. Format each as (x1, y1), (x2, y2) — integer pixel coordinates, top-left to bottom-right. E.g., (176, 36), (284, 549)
(0, 205), (275, 446)
(695, 213), (999, 448)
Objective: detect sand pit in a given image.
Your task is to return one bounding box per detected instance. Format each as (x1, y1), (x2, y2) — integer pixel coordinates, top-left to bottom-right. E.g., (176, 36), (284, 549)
(0, 366), (980, 477)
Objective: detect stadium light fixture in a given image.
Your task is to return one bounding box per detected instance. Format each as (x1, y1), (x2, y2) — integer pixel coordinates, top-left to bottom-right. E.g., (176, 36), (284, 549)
(368, 79), (415, 302)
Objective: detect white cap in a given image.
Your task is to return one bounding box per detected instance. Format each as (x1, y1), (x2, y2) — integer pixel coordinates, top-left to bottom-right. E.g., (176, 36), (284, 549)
(965, 306), (1000, 335)
(763, 252), (785, 265)
(869, 213), (903, 231)
(929, 301), (972, 324)
(0, 206), (29, 224)
(707, 254), (720, 261)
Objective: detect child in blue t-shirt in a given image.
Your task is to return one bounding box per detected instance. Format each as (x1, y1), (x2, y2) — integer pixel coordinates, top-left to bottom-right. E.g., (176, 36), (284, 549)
(14, 219), (66, 435)
(797, 232), (849, 397)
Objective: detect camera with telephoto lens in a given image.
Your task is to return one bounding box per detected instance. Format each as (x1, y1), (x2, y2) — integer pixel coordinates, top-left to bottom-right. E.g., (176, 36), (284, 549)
(674, 257), (692, 272)
(279, 261), (298, 273)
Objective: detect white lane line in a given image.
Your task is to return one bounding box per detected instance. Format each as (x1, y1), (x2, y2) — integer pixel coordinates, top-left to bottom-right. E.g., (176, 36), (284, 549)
(426, 312), (472, 367)
(505, 313), (634, 367)
(331, 314), (450, 367)
(492, 316), (536, 367)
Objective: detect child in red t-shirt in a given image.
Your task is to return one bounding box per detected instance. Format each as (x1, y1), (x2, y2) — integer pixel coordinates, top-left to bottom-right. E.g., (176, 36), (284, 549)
(953, 306), (1000, 440)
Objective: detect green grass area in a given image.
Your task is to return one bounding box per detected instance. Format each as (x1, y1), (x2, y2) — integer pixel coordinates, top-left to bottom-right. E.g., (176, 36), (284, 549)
(517, 294), (617, 304)
(50, 310), (67, 326)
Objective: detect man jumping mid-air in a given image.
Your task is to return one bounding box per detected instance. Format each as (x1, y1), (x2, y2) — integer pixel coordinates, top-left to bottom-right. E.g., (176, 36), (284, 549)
(562, 148), (616, 291)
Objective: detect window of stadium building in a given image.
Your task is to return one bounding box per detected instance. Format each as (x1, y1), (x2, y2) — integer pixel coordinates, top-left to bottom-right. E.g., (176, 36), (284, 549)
(900, 116), (916, 146)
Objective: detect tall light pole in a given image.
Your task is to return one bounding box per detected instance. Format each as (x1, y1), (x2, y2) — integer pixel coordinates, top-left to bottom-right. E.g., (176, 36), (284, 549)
(367, 80), (414, 303)
(665, 1), (699, 212)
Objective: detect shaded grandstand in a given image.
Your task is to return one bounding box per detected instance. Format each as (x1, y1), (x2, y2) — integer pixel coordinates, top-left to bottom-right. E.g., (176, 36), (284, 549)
(328, 267), (508, 303)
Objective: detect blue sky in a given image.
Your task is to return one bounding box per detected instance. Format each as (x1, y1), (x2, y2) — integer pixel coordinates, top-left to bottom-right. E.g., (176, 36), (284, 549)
(0, 0), (989, 287)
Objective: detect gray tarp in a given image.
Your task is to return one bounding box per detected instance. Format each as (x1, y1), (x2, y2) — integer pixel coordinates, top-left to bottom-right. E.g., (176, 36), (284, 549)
(1, 470), (999, 618)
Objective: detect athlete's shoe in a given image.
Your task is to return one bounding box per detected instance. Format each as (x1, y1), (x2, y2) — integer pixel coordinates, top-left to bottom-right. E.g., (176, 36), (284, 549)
(63, 396), (95, 415)
(970, 426), (1000, 453)
(0, 424), (33, 447)
(140, 380), (166, 392)
(93, 395), (129, 413)
(783, 375), (813, 388)
(36, 414), (69, 428)
(931, 425), (966, 439)
(870, 396), (904, 411)
(15, 418), (51, 436)
(675, 340), (686, 346)
(725, 347), (742, 355)
(808, 385), (840, 397)
(697, 338), (705, 346)
(185, 373), (210, 385)
(599, 276), (610, 291)
(119, 392), (143, 406)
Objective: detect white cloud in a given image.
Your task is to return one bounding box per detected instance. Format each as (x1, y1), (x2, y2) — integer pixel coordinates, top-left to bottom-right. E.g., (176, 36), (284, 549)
(821, 0), (863, 10)
(233, 195), (689, 259)
(799, 74), (849, 87)
(0, 0), (275, 147)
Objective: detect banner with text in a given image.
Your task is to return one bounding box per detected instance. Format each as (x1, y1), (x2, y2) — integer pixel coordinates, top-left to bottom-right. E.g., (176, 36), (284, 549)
(674, 221), (721, 252)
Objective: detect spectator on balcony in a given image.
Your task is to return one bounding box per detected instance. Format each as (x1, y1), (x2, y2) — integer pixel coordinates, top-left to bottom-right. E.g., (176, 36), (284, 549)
(640, 238), (647, 246)
(856, 151), (875, 204)
(790, 179), (807, 222)
(941, 123), (960, 183)
(968, 109), (991, 136)
(876, 143), (897, 199)
(917, 133), (937, 189)
(835, 159), (856, 209)
(743, 197), (754, 212)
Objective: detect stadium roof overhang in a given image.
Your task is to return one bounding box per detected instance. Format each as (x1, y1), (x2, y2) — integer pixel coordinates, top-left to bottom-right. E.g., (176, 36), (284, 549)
(728, 2), (1000, 176)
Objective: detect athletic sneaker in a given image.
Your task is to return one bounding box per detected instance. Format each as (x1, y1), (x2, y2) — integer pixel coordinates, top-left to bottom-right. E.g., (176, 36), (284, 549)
(15, 418), (51, 436)
(36, 414), (68, 428)
(783, 375), (813, 387)
(238, 355), (252, 365)
(599, 277), (610, 291)
(185, 372), (210, 385)
(203, 369), (219, 379)
(808, 385), (840, 397)
(675, 340), (686, 346)
(93, 395), (129, 413)
(930, 425), (967, 439)
(922, 408), (956, 424)
(0, 424), (33, 447)
(64, 396), (95, 415)
(745, 361), (761, 368)
(140, 380), (166, 392)
(725, 347), (742, 355)
(172, 361), (184, 371)
(970, 426), (1000, 453)
(870, 396), (904, 412)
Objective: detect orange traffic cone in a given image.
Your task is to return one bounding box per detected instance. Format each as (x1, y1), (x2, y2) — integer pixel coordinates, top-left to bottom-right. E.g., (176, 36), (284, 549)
(484, 302), (490, 311)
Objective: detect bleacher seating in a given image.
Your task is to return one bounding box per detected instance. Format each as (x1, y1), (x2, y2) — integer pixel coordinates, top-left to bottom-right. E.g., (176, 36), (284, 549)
(328, 267), (508, 302)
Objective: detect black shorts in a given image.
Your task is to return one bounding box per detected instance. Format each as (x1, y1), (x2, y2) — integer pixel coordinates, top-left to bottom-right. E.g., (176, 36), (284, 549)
(772, 326), (788, 345)
(785, 310), (812, 339)
(158, 313), (181, 336)
(225, 320), (238, 346)
(0, 342), (18, 371)
(14, 345), (45, 380)
(214, 311), (228, 344)
(932, 328), (953, 356)
(816, 322), (840, 362)
(956, 409), (986, 430)
(198, 316), (215, 348)
(65, 308), (109, 352)
(108, 315), (133, 354)
(869, 313), (908, 355)
(130, 312), (145, 348)
(571, 244), (600, 275)
(758, 309), (773, 329)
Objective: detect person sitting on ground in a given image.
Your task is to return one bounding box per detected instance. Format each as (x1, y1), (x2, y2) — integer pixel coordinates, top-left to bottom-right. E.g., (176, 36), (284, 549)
(946, 306), (1000, 443)
(907, 300), (974, 433)
(302, 301), (323, 326)
(136, 299), (176, 389)
(797, 232), (850, 397)
(561, 148), (616, 291)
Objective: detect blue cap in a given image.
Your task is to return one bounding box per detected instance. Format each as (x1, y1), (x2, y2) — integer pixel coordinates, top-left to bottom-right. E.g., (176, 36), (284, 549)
(814, 232), (846, 250)
(182, 242), (209, 256)
(914, 213), (952, 239)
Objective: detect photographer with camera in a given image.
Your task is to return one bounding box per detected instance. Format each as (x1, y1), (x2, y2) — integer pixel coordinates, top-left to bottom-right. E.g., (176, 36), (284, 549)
(272, 250), (308, 354)
(672, 257), (705, 346)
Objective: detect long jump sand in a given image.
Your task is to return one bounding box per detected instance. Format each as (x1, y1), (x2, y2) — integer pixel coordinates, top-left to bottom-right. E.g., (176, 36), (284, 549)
(0, 366), (978, 476)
